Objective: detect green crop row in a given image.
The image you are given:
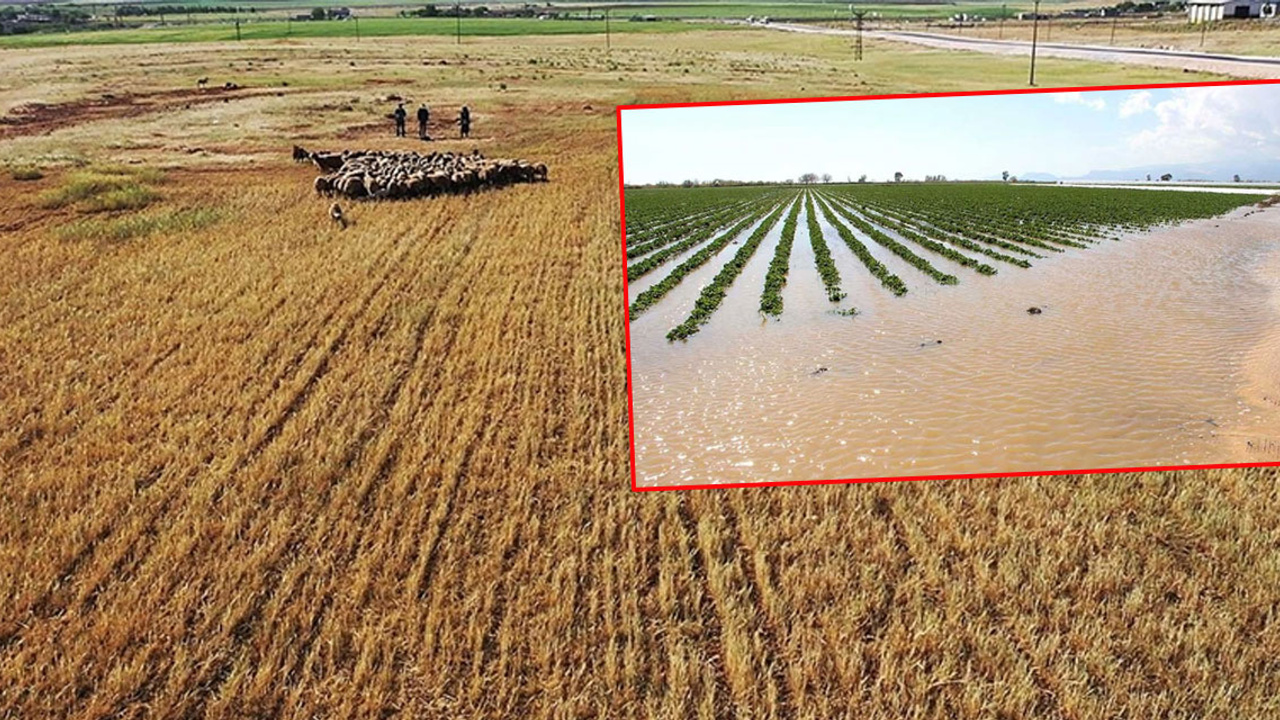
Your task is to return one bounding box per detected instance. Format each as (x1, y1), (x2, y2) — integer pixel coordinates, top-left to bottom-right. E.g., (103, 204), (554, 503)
(628, 201), (778, 320)
(760, 196), (803, 317)
(626, 198), (750, 251)
(668, 200), (791, 341)
(625, 199), (756, 261)
(822, 183), (1263, 246)
(856, 202), (1031, 269)
(820, 195), (958, 287)
(862, 202), (1053, 257)
(626, 198), (770, 280)
(814, 195), (907, 297)
(825, 195), (997, 276)
(805, 193), (846, 303)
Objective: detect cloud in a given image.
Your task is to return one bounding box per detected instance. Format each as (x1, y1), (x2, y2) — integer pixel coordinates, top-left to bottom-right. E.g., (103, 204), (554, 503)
(1127, 85), (1280, 164)
(1053, 91), (1106, 111)
(1118, 91), (1152, 118)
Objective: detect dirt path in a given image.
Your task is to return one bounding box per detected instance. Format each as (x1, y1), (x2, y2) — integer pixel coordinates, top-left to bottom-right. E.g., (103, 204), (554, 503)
(761, 22), (1280, 79)
(0, 85), (273, 141)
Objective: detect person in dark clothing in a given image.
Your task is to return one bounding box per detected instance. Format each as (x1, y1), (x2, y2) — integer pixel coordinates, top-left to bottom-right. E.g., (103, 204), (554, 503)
(458, 105), (471, 139)
(393, 103), (407, 137)
(416, 104), (430, 140)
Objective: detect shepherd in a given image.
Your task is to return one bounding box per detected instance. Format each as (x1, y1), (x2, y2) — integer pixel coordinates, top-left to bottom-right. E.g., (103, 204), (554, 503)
(458, 105), (471, 139)
(393, 103), (407, 138)
(417, 103), (430, 140)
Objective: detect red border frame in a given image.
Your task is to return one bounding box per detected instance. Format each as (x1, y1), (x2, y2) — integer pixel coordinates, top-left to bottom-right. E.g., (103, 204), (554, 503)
(616, 78), (1280, 492)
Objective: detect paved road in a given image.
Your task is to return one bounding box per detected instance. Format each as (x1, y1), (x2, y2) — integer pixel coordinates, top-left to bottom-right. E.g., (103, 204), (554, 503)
(762, 22), (1280, 79)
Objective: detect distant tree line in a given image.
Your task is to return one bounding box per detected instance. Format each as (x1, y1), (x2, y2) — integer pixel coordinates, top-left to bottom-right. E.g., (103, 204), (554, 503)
(113, 5), (254, 16)
(400, 4), (568, 18)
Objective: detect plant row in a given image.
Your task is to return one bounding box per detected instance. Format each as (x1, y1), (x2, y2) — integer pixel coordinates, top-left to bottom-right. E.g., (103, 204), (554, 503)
(626, 198), (772, 280)
(623, 185), (782, 243)
(814, 195), (908, 296)
(857, 202), (1051, 258)
(625, 197), (755, 252)
(668, 201), (790, 341)
(858, 202), (1032, 268)
(626, 198), (758, 261)
(760, 196), (803, 316)
(805, 193), (847, 303)
(820, 195), (957, 287)
(825, 196), (997, 276)
(629, 201), (779, 319)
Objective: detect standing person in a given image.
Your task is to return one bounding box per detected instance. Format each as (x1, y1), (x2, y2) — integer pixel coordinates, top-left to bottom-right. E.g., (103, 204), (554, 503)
(417, 103), (430, 140)
(393, 102), (407, 137)
(458, 105), (471, 139)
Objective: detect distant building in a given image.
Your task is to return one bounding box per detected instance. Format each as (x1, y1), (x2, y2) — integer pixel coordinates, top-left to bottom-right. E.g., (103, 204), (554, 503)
(1187, 0), (1277, 21)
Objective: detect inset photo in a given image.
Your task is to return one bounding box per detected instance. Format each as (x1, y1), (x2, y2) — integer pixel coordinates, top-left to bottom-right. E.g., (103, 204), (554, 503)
(619, 81), (1280, 490)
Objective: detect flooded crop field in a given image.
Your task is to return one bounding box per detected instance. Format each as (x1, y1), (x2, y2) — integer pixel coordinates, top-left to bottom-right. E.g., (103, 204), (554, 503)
(624, 184), (1280, 487)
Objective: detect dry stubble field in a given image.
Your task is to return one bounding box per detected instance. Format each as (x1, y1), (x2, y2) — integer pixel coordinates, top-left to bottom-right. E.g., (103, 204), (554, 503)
(1, 29), (1278, 718)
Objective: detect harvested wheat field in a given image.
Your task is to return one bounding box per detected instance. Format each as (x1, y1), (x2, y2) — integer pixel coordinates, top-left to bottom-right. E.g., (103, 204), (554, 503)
(1, 30), (1278, 718)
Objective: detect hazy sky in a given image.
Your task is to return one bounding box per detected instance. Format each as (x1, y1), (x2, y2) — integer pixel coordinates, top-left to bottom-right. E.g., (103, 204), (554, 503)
(619, 84), (1280, 183)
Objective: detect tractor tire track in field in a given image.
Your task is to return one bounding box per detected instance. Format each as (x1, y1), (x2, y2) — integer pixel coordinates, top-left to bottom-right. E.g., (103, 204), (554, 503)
(718, 493), (796, 719)
(13, 213), (452, 715)
(1002, 620), (1080, 720)
(210, 218), (424, 506)
(169, 218), (471, 716)
(254, 282), (440, 710)
(861, 495), (915, 699)
(474, 522), (525, 690)
(410, 431), (484, 603)
(265, 286), (444, 705)
(0, 279), (339, 660)
(672, 495), (734, 720)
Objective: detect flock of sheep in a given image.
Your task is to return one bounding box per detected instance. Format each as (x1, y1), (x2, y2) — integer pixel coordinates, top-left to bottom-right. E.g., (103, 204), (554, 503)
(299, 146), (549, 200)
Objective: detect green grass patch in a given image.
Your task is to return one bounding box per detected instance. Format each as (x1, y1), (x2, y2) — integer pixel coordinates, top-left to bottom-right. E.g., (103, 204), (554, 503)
(10, 167), (44, 181)
(81, 185), (164, 213)
(38, 167), (165, 212)
(58, 207), (222, 244)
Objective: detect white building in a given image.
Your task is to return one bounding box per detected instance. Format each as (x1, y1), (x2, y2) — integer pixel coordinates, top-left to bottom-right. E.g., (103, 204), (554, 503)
(1187, 0), (1277, 22)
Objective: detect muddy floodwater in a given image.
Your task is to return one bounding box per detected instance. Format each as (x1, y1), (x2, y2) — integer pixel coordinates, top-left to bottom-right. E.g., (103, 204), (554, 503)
(628, 200), (1280, 487)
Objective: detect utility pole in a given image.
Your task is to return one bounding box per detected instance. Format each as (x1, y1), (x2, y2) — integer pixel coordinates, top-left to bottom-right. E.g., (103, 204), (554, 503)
(1028, 0), (1039, 85)
(852, 8), (867, 61)
(1200, 18), (1208, 47)
(605, 7), (610, 51)
(999, 4), (1006, 39)
(355, 15), (360, 41)
(235, 18), (241, 41)
(455, 3), (461, 44)
(1110, 13), (1117, 45)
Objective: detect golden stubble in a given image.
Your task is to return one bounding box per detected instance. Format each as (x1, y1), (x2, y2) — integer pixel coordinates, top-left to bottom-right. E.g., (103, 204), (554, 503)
(0, 33), (1276, 720)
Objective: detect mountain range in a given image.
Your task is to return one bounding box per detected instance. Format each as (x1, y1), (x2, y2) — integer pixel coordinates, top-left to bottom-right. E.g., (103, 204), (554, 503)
(1015, 158), (1280, 183)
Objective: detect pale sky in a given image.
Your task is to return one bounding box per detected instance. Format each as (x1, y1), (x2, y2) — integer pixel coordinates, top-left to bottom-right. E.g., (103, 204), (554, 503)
(619, 84), (1280, 184)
